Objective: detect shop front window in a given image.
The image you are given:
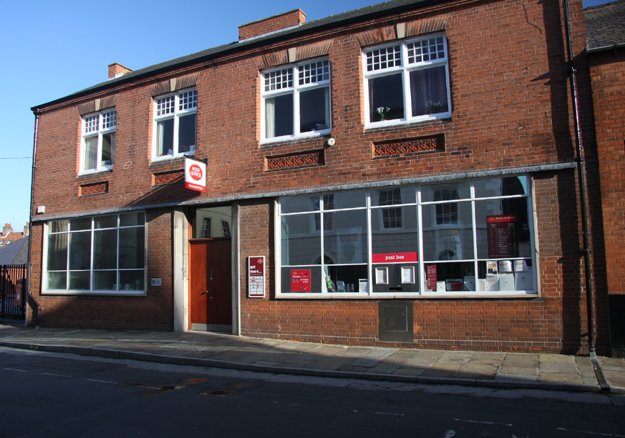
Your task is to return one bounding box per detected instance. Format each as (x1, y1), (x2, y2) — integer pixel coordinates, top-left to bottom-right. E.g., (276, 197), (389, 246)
(278, 176), (535, 296)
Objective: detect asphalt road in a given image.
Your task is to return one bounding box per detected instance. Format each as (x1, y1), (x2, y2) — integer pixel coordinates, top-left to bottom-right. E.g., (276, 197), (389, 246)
(1, 347), (624, 438)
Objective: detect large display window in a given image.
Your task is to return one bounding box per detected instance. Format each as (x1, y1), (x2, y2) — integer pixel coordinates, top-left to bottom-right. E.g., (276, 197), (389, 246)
(278, 176), (536, 297)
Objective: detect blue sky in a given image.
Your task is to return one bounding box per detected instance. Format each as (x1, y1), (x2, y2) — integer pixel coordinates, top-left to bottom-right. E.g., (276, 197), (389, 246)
(0, 0), (612, 231)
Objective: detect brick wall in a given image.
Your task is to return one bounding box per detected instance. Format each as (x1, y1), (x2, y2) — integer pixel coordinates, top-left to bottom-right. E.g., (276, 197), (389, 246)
(239, 9), (306, 41)
(590, 49), (625, 296)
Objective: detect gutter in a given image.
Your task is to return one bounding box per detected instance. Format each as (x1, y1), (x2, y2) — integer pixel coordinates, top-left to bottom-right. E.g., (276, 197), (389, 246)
(586, 42), (625, 54)
(563, 0), (609, 390)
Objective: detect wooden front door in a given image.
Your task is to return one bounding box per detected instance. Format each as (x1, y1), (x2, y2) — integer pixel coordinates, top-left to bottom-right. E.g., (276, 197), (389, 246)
(189, 239), (232, 331)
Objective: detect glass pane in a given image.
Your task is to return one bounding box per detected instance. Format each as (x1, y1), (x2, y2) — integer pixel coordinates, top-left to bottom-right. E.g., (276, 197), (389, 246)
(69, 271), (90, 290)
(299, 87), (329, 132)
(266, 94), (293, 138)
(156, 118), (174, 156)
(95, 215), (117, 229)
(280, 196), (318, 214)
(423, 262), (475, 292)
(368, 73), (404, 122)
(281, 214), (321, 265)
(84, 137), (98, 170)
(474, 176), (528, 198)
(94, 271), (117, 291)
(324, 265), (367, 292)
(421, 181), (471, 202)
(371, 205), (418, 254)
(192, 207), (230, 238)
(47, 234), (68, 271)
(410, 66), (449, 116)
(49, 220), (68, 233)
(372, 187), (416, 206)
(70, 218), (91, 231)
(119, 270), (144, 291)
(422, 202), (474, 261)
(69, 232), (91, 270)
(331, 191), (366, 209)
(324, 210), (367, 264)
(47, 272), (66, 290)
(120, 212), (145, 227)
(101, 133), (115, 166)
(94, 229), (117, 269)
(178, 113), (196, 154)
(475, 199), (531, 259)
(119, 228), (145, 269)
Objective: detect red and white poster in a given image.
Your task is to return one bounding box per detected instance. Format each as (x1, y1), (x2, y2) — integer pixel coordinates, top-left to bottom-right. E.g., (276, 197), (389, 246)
(248, 256), (265, 298)
(185, 157), (207, 192)
(291, 269), (311, 292)
(427, 265), (437, 290)
(372, 252), (418, 264)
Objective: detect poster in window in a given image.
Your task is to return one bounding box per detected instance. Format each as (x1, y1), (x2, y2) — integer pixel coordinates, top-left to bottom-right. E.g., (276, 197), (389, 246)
(427, 265), (437, 290)
(291, 269), (311, 292)
(486, 215), (519, 258)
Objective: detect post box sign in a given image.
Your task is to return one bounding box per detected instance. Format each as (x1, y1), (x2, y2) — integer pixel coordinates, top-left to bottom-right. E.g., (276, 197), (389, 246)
(372, 252), (418, 264)
(185, 157), (206, 192)
(248, 256), (265, 298)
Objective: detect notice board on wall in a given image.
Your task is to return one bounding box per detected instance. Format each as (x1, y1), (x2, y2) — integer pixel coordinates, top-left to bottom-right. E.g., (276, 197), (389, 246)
(248, 256), (265, 298)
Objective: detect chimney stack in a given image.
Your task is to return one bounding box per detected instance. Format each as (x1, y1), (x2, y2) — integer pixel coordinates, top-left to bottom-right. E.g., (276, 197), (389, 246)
(24, 223), (29, 237)
(239, 9), (306, 41)
(108, 63), (132, 79)
(2, 223), (12, 237)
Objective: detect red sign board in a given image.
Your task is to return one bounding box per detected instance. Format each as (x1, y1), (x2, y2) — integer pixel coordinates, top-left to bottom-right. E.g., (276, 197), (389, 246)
(291, 269), (311, 292)
(185, 157), (207, 192)
(372, 252), (418, 264)
(487, 214), (519, 258)
(427, 265), (437, 290)
(248, 256), (265, 298)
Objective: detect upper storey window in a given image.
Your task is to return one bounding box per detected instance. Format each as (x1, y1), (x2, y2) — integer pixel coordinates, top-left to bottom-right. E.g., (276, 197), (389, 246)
(82, 110), (116, 173)
(262, 59), (331, 142)
(364, 33), (451, 127)
(154, 89), (197, 159)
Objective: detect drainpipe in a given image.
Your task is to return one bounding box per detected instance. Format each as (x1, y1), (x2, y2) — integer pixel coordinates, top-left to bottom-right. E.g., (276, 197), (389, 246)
(27, 110), (40, 329)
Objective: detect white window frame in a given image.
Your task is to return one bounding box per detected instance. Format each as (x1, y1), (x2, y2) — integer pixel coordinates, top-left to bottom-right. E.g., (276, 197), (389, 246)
(42, 213), (147, 296)
(152, 88), (197, 161)
(261, 58), (332, 143)
(363, 32), (452, 128)
(80, 109), (116, 174)
(276, 176), (537, 299)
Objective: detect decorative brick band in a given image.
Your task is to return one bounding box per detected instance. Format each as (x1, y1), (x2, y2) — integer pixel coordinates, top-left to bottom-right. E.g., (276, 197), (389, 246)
(373, 135), (444, 157)
(266, 150), (324, 171)
(153, 171), (184, 185)
(80, 181), (108, 196)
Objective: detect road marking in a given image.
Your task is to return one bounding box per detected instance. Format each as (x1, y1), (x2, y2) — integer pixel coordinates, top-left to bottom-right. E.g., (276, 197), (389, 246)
(373, 412), (404, 416)
(42, 373), (72, 377)
(557, 427), (625, 437)
(87, 379), (117, 384)
(4, 368), (27, 372)
(443, 430), (455, 438)
(455, 418), (513, 427)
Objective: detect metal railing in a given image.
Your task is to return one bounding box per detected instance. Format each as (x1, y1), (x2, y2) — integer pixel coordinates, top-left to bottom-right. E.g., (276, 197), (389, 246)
(0, 264), (27, 320)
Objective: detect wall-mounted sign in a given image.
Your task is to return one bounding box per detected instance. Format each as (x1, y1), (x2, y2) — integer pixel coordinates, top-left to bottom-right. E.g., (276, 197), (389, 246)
(372, 252), (418, 264)
(486, 215), (519, 258)
(291, 269), (311, 292)
(426, 265), (437, 290)
(185, 157), (206, 192)
(248, 256), (265, 298)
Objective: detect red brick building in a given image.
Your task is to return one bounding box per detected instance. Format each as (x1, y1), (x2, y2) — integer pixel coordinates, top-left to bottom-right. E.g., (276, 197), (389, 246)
(585, 0), (625, 354)
(28, 0), (608, 354)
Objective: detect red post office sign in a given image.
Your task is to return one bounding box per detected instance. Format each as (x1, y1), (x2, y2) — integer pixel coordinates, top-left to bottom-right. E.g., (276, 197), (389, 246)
(185, 157), (206, 192)
(248, 256), (265, 298)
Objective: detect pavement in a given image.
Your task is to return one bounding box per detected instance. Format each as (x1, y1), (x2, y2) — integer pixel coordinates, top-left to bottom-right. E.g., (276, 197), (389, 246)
(1, 321), (624, 395)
